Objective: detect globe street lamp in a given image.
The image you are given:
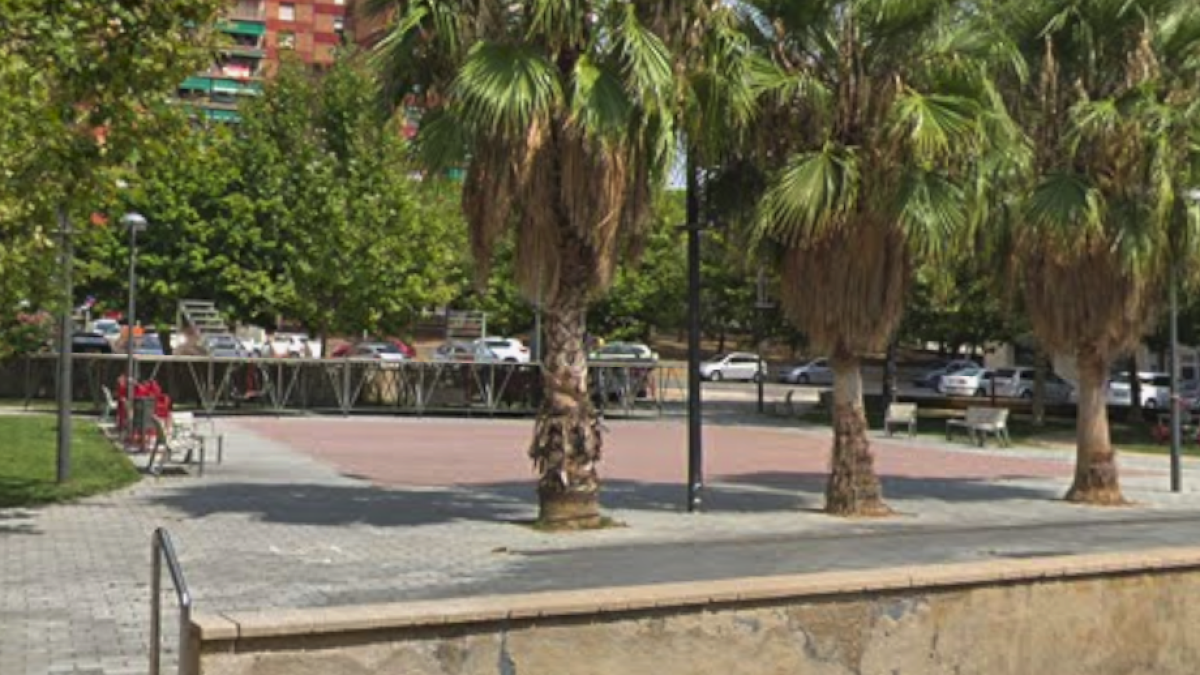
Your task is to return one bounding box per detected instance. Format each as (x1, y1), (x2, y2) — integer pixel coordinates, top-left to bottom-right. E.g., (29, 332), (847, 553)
(122, 212), (148, 445)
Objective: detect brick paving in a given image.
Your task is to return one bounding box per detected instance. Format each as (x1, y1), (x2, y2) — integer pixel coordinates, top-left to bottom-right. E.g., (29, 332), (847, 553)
(2, 413), (1199, 675)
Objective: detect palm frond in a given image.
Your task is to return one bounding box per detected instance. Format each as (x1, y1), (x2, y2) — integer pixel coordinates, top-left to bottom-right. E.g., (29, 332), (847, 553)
(1022, 173), (1107, 252)
(614, 5), (673, 109)
(889, 91), (985, 166)
(570, 55), (634, 141)
(756, 145), (860, 249)
(453, 42), (562, 137)
(896, 171), (967, 261)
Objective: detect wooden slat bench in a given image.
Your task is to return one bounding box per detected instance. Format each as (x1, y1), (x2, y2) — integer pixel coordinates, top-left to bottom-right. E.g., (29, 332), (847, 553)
(946, 407), (1011, 447)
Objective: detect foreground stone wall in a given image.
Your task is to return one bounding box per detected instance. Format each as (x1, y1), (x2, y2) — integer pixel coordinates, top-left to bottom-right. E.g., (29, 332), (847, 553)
(194, 549), (1200, 675)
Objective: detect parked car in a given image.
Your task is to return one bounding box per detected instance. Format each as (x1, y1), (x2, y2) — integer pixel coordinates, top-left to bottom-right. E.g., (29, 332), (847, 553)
(205, 335), (249, 358)
(988, 367), (1075, 401)
(91, 319), (122, 345)
(938, 366), (993, 397)
(71, 331), (113, 354)
(133, 334), (165, 356)
(270, 333), (315, 358)
(433, 341), (498, 363)
(700, 352), (765, 382)
(1106, 372), (1171, 409)
(778, 358), (833, 385)
(344, 341), (408, 362)
(332, 338), (416, 359)
(912, 359), (980, 388)
(588, 342), (658, 362)
(476, 337), (531, 363)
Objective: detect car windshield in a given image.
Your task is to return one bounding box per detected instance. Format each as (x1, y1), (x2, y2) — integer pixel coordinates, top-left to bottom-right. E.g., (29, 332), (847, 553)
(994, 369), (1017, 378)
(139, 336), (162, 348)
(372, 343), (402, 354)
(485, 339), (509, 347)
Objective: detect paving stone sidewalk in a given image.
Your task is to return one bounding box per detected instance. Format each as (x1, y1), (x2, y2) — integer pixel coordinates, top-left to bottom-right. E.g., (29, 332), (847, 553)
(4, 414), (1200, 675)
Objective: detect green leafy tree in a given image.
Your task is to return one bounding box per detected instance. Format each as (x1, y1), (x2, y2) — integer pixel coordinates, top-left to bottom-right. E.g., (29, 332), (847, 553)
(0, 0), (224, 328)
(1003, 0), (1200, 504)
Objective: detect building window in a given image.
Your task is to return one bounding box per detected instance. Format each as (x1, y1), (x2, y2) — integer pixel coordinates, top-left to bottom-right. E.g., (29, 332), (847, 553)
(333, 17), (345, 33)
(279, 3), (295, 21)
(278, 31), (295, 49)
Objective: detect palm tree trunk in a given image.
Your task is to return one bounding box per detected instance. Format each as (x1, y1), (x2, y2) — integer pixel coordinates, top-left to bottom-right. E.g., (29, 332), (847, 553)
(825, 355), (890, 516)
(1067, 348), (1125, 505)
(530, 287), (603, 529)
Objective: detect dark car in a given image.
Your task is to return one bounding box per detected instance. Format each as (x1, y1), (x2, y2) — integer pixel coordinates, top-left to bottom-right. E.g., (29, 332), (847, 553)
(71, 332), (113, 354)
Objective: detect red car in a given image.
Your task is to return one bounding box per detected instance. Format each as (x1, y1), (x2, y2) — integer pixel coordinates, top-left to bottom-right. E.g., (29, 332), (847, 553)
(332, 337), (416, 359)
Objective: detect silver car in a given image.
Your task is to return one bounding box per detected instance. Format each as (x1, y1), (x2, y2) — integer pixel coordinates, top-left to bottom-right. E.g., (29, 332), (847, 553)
(779, 358), (833, 385)
(938, 366), (993, 397)
(700, 352), (765, 382)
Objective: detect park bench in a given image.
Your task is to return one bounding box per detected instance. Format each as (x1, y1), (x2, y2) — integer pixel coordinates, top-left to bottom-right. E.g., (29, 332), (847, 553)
(99, 385), (118, 435)
(945, 407), (1010, 447)
(884, 402), (918, 438)
(145, 412), (223, 475)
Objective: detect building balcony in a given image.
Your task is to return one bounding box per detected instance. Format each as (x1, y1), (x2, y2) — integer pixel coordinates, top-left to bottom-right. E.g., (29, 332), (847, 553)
(216, 19), (267, 38)
(179, 76), (264, 97)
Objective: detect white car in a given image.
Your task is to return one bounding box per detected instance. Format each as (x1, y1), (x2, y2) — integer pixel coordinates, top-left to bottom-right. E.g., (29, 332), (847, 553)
(1106, 372), (1171, 408)
(779, 358), (833, 385)
(588, 342), (659, 362)
(270, 333), (318, 358)
(700, 352), (765, 382)
(475, 337), (531, 363)
(938, 366), (993, 397)
(434, 341), (498, 363)
(990, 367), (1075, 402)
(91, 319), (122, 345)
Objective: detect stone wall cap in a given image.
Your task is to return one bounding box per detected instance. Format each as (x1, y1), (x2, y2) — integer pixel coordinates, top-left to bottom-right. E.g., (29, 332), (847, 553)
(204, 546), (1200, 643)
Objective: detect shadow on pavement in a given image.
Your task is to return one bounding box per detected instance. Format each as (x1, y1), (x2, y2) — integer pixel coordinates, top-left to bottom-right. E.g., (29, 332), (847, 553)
(148, 471), (1059, 528)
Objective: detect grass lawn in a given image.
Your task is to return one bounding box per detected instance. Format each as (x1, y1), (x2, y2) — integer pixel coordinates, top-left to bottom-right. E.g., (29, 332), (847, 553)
(0, 415), (140, 508)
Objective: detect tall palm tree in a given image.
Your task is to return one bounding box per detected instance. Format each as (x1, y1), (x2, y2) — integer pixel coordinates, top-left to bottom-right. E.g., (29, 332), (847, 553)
(746, 0), (1023, 515)
(366, 1), (693, 527)
(1002, 0), (1200, 504)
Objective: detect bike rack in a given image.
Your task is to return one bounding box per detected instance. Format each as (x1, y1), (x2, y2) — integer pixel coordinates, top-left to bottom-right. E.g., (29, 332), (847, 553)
(150, 527), (193, 675)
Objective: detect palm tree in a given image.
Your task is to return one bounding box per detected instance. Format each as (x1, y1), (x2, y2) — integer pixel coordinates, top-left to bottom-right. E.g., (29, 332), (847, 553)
(746, 0), (1023, 515)
(367, 1), (694, 527)
(1002, 0), (1200, 504)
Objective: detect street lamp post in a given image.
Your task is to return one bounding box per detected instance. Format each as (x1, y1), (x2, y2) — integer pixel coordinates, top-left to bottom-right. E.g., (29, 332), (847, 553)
(1174, 188), (1200, 492)
(681, 157), (708, 513)
(122, 212), (148, 445)
(754, 268), (773, 414)
(55, 206), (73, 483)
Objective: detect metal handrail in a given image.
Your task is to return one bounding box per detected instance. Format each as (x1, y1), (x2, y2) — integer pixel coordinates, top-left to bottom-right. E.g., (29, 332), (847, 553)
(150, 528), (193, 675)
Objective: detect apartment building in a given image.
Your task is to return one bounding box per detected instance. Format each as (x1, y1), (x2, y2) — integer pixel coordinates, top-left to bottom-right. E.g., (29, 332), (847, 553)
(179, 0), (354, 122)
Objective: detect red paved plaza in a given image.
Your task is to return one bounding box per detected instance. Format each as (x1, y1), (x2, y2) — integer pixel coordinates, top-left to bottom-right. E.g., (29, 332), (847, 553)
(237, 417), (1077, 488)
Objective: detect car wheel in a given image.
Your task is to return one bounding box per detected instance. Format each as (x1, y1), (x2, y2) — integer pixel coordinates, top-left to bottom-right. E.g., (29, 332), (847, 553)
(504, 358), (517, 363)
(752, 372), (763, 384)
(1146, 399), (1158, 410)
(799, 374), (810, 385)
(975, 388), (987, 397)
(710, 370), (723, 382)
(1020, 390), (1033, 399)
